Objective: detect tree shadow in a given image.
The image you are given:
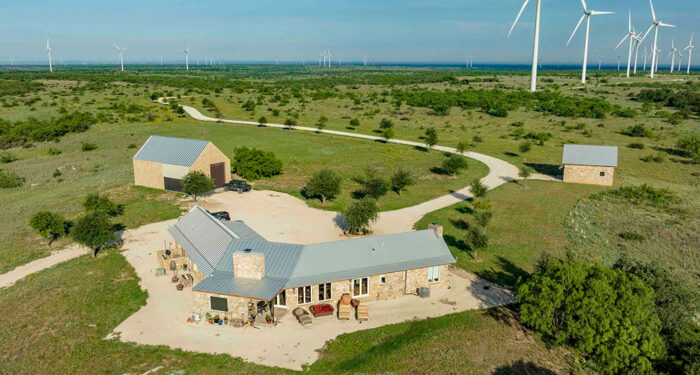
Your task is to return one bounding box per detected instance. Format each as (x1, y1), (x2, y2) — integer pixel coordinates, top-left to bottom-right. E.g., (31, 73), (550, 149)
(444, 234), (469, 252)
(449, 217), (471, 231)
(504, 151), (519, 157)
(653, 146), (687, 158)
(524, 163), (560, 176)
(492, 359), (558, 375)
(413, 145), (429, 152)
(474, 256), (530, 287)
(429, 166), (450, 175)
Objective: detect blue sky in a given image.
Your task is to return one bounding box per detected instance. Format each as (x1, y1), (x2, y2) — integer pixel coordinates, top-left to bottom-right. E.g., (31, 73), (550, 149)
(3, 0), (698, 64)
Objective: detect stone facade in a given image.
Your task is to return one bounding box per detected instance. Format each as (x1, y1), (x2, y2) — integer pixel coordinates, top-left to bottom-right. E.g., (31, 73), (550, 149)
(189, 142), (232, 185)
(232, 251), (265, 280)
(563, 164), (615, 186)
(193, 290), (256, 321)
(133, 159), (164, 189)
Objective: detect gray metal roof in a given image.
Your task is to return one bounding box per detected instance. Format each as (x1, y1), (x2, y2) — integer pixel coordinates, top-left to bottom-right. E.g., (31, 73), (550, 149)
(172, 207), (456, 299)
(223, 221), (267, 242)
(562, 144), (618, 167)
(133, 135), (210, 166)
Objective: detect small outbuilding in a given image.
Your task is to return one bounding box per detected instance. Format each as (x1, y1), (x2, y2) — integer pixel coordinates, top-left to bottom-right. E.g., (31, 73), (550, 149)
(133, 135), (230, 191)
(562, 144), (618, 186)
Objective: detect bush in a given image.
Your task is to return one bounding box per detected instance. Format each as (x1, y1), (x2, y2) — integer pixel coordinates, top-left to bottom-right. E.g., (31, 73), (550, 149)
(390, 168), (414, 195)
(83, 193), (124, 217)
(232, 147), (283, 180)
(0, 169), (23, 188)
(675, 135), (700, 162)
(604, 184), (678, 207)
(379, 118), (393, 129)
(47, 147), (61, 155)
(424, 127), (438, 148)
(303, 169), (341, 203)
(284, 118), (297, 128)
(473, 210), (493, 227)
(52, 169), (62, 178)
(349, 118), (360, 128)
(181, 171), (215, 200)
(470, 179), (488, 198)
(518, 165), (534, 179)
(621, 124), (653, 138)
(627, 142), (645, 149)
(619, 231), (647, 241)
(29, 211), (67, 245)
(456, 141), (469, 154)
(316, 116), (328, 131)
(127, 143), (137, 149)
(382, 127), (395, 142)
(517, 258), (665, 374)
(465, 225), (488, 258)
(0, 152), (17, 163)
(518, 141), (532, 153)
(257, 116), (267, 125)
(641, 154), (665, 163)
(343, 198), (379, 234)
(353, 167), (389, 199)
(0, 111), (96, 148)
(441, 154), (469, 176)
(81, 142), (97, 151)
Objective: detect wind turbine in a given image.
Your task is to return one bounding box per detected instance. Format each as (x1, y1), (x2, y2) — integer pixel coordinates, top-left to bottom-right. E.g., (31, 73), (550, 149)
(678, 51), (683, 72)
(641, 0), (676, 78)
(183, 46), (191, 70)
(566, 0), (614, 84)
(114, 44), (126, 71)
(598, 55), (602, 70)
(617, 55), (621, 71)
(667, 39), (678, 73)
(654, 47), (661, 73)
(684, 34), (694, 75)
(643, 46), (649, 71)
(507, 0), (543, 92)
(615, 10), (636, 77)
(337, 53), (342, 66)
(318, 52), (323, 66)
(46, 38), (53, 73)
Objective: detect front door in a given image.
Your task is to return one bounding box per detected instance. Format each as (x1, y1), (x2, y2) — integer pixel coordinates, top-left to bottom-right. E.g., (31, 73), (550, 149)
(210, 162), (226, 188)
(274, 290), (286, 308)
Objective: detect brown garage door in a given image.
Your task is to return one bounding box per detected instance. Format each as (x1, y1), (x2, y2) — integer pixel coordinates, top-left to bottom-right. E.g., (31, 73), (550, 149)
(210, 162), (226, 188)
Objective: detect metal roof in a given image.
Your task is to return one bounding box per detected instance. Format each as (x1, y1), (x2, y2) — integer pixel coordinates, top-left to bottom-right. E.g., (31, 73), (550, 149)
(133, 135), (210, 166)
(170, 207), (456, 300)
(562, 144), (618, 167)
(223, 221), (267, 242)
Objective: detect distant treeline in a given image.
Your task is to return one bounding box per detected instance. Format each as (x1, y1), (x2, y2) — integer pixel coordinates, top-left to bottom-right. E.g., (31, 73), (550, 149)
(0, 111), (96, 149)
(637, 88), (700, 115)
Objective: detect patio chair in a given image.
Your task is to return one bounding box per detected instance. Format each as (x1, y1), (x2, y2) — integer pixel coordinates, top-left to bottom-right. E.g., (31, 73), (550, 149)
(257, 301), (268, 315)
(356, 305), (369, 322)
(292, 307), (312, 326)
(337, 304), (351, 320)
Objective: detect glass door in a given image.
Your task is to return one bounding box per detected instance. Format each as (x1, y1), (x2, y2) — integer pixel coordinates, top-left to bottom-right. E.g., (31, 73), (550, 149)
(274, 290), (286, 308)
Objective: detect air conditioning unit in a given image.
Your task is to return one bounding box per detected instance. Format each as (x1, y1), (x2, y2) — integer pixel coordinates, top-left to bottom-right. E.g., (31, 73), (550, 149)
(417, 287), (430, 298)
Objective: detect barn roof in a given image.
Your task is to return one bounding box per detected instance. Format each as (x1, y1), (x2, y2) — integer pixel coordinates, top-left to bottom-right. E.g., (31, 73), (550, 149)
(562, 144), (618, 167)
(133, 135), (210, 166)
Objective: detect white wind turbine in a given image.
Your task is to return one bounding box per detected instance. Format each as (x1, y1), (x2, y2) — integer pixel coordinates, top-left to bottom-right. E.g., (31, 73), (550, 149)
(507, 0), (543, 92)
(643, 46), (649, 71)
(617, 55), (621, 71)
(598, 55), (602, 70)
(114, 44), (126, 71)
(46, 38), (53, 72)
(183, 46), (191, 71)
(684, 34), (694, 75)
(667, 39), (678, 73)
(318, 52), (323, 66)
(566, 0), (614, 84)
(654, 47), (661, 73)
(615, 10), (636, 77)
(641, 0), (676, 78)
(678, 51), (683, 72)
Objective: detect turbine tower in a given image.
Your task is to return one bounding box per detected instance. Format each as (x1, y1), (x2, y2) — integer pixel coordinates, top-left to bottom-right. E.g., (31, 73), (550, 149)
(684, 34), (694, 75)
(598, 55), (602, 70)
(114, 44), (126, 72)
(617, 55), (621, 71)
(184, 46), (191, 71)
(641, 0), (676, 78)
(643, 46), (649, 71)
(507, 0), (543, 92)
(668, 39), (677, 73)
(615, 10), (636, 77)
(46, 38), (53, 73)
(566, 0), (614, 84)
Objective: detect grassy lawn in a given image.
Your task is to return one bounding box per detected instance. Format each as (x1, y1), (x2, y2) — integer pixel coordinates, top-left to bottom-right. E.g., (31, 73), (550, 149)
(0, 247), (583, 375)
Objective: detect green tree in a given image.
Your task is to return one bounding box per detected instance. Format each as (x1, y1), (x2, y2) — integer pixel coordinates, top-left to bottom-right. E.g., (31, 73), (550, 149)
(343, 198), (379, 234)
(353, 167), (389, 199)
(470, 179), (488, 198)
(518, 141), (532, 153)
(284, 117), (297, 129)
(258, 116), (268, 126)
(516, 259), (665, 375)
(424, 127), (438, 150)
(465, 225), (488, 259)
(390, 168), (414, 195)
(232, 147), (283, 180)
(518, 165), (534, 179)
(316, 115), (328, 132)
(83, 193), (124, 217)
(181, 171), (215, 201)
(379, 118), (393, 129)
(676, 135), (700, 162)
(304, 169), (342, 203)
(70, 211), (116, 257)
(29, 211), (66, 245)
(382, 127), (395, 142)
(441, 154), (469, 176)
(456, 141), (469, 155)
(349, 118), (360, 128)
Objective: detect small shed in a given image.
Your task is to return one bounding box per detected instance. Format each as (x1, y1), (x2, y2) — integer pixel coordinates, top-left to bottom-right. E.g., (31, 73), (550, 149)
(562, 144), (618, 186)
(133, 135), (230, 191)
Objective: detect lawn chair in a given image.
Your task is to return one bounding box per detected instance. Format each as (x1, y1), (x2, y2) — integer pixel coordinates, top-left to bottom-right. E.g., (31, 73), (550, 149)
(292, 307), (312, 326)
(337, 304), (351, 320)
(356, 305), (369, 322)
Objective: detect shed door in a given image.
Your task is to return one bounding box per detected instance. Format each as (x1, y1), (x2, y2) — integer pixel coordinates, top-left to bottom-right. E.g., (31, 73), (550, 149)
(163, 177), (183, 192)
(210, 162), (226, 188)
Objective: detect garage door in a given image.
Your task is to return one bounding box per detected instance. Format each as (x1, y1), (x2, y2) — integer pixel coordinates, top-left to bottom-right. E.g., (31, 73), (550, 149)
(163, 177), (183, 192)
(210, 162), (226, 188)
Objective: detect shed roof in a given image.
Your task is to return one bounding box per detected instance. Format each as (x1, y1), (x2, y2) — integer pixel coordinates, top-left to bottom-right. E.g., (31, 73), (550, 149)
(133, 135), (210, 166)
(562, 144), (618, 167)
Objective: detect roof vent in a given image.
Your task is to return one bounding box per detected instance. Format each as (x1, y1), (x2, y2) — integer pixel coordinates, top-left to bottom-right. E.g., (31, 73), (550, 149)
(243, 248), (253, 253)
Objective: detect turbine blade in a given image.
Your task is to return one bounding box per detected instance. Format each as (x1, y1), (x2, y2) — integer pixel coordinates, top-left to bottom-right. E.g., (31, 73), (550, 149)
(641, 24), (654, 42)
(615, 34), (630, 49)
(114, 44), (120, 50)
(659, 22), (676, 28)
(590, 11), (614, 15)
(566, 14), (586, 46)
(508, 0), (530, 37)
(581, 0), (587, 11)
(628, 9), (632, 32)
(649, 0), (656, 22)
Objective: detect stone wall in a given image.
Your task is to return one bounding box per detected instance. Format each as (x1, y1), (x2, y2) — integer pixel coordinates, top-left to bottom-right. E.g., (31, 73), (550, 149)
(563, 164), (615, 186)
(193, 291), (252, 321)
(190, 142), (231, 183)
(133, 159), (164, 189)
(232, 251), (265, 279)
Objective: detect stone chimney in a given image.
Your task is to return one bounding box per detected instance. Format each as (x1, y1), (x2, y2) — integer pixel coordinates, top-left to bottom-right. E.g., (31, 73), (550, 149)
(428, 222), (443, 237)
(233, 248), (265, 280)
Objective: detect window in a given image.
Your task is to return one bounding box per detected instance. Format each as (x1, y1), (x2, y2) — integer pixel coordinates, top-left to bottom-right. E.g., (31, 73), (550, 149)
(297, 286), (311, 304)
(210, 296), (228, 312)
(318, 282), (332, 301)
(428, 266), (440, 283)
(352, 277), (369, 297)
(274, 290), (286, 307)
(600, 171), (606, 177)
(379, 274), (386, 284)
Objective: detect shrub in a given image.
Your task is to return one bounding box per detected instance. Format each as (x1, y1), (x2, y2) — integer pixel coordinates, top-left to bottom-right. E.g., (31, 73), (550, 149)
(627, 142), (645, 149)
(127, 143), (137, 149)
(473, 210), (493, 227)
(343, 198), (379, 234)
(303, 169), (341, 203)
(52, 169), (62, 177)
(181, 171), (215, 200)
(518, 165), (534, 179)
(29, 211), (67, 245)
(471, 198), (492, 211)
(81, 142), (97, 151)
(232, 147), (283, 180)
(316, 115), (328, 131)
(284, 118), (297, 128)
(621, 124), (653, 138)
(424, 127), (439, 149)
(441, 154), (469, 176)
(675, 135), (700, 162)
(517, 259), (664, 374)
(47, 147), (61, 155)
(0, 169), (23, 188)
(619, 231), (647, 241)
(390, 168), (414, 195)
(257, 116), (268, 125)
(353, 167), (389, 199)
(382, 127), (395, 142)
(470, 179), (488, 198)
(83, 193), (124, 217)
(472, 135), (483, 143)
(524, 132), (551, 145)
(456, 141), (469, 154)
(0, 152), (17, 163)
(349, 118), (360, 128)
(640, 154), (665, 163)
(518, 141), (532, 153)
(605, 184), (678, 207)
(465, 225), (488, 258)
(379, 118), (393, 129)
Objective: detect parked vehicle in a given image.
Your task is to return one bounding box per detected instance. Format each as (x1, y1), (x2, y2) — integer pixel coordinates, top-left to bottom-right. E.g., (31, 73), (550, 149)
(226, 179), (252, 193)
(207, 210), (230, 221)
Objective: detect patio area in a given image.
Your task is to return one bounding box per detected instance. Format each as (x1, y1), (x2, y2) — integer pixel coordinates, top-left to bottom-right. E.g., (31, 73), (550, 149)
(108, 220), (514, 371)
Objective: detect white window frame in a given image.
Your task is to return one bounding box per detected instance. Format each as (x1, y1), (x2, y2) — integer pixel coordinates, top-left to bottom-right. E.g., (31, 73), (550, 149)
(318, 282), (332, 302)
(352, 277), (369, 297)
(379, 274), (387, 284)
(427, 266), (441, 283)
(274, 290), (286, 308)
(297, 285), (312, 305)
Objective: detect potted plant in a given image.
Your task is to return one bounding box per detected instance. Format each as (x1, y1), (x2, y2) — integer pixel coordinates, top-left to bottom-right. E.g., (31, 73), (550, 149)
(223, 316), (228, 325)
(249, 315), (255, 327)
(205, 312), (211, 321)
(265, 315), (272, 324)
(213, 315), (220, 324)
(351, 298), (360, 307)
